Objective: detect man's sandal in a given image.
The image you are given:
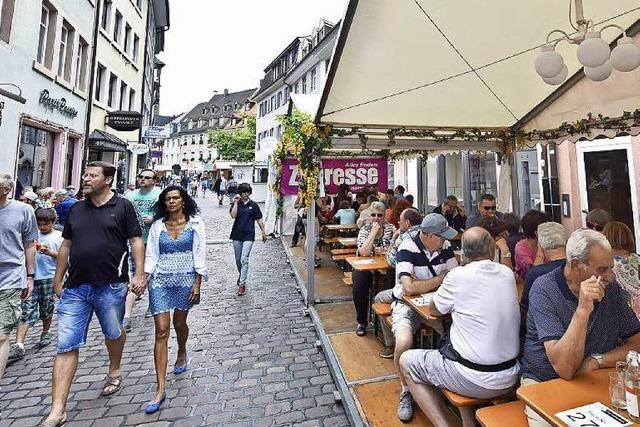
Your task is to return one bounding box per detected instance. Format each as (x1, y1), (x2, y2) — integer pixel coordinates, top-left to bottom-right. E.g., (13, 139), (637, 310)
(101, 375), (122, 396)
(40, 413), (67, 427)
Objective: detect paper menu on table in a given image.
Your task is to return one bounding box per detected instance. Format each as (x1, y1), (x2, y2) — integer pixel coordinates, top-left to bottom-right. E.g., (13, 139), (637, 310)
(555, 402), (632, 426)
(409, 292), (436, 307)
(352, 258), (376, 265)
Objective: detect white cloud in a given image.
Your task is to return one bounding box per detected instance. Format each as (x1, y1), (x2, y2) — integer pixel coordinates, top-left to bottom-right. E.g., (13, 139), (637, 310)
(158, 0), (347, 116)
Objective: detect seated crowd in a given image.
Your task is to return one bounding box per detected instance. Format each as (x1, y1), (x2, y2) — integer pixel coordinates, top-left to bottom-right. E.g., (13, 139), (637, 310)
(320, 183), (640, 426)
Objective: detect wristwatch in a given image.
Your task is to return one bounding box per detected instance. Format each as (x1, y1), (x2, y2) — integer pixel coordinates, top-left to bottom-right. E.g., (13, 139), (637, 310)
(590, 353), (604, 368)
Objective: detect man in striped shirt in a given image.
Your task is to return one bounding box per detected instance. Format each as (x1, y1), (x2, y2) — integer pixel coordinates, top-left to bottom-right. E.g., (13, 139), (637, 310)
(393, 214), (459, 422)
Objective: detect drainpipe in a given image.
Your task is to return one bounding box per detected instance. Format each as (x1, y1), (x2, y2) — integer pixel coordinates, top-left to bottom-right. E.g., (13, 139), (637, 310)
(83, 0), (101, 169)
(137, 0), (152, 170)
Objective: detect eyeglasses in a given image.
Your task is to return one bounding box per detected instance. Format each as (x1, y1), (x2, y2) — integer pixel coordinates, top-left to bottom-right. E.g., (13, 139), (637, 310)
(482, 205), (497, 211)
(586, 221), (604, 232)
(370, 213), (384, 218)
(137, 175), (155, 180)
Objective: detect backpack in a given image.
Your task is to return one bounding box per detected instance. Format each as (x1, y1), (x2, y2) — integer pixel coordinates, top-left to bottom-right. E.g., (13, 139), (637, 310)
(227, 180), (238, 193)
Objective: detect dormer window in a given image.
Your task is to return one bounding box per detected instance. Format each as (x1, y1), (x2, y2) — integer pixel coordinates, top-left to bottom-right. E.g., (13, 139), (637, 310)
(188, 119), (194, 130)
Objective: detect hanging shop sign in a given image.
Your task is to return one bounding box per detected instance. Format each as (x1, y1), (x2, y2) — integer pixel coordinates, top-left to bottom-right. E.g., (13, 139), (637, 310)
(106, 111), (142, 131)
(39, 90), (78, 118)
(281, 157), (388, 196)
(142, 125), (171, 139)
(128, 143), (150, 155)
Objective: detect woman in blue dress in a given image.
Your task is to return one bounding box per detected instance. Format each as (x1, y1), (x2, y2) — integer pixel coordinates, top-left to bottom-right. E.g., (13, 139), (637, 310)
(143, 185), (207, 413)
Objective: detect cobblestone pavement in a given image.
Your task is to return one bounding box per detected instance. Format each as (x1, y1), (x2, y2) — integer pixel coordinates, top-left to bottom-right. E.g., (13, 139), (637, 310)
(0, 194), (348, 427)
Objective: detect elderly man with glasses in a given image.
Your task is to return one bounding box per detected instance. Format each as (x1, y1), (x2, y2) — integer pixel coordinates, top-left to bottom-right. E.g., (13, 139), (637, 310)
(465, 193), (504, 229)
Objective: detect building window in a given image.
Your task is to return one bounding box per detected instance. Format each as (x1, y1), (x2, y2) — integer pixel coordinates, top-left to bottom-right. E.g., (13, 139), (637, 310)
(75, 37), (88, 91)
(132, 34), (139, 62)
(65, 138), (76, 186)
(284, 87), (290, 102)
(119, 81), (127, 110)
(0, 0), (17, 43)
(113, 10), (122, 43)
(269, 128), (274, 137)
(294, 82), (299, 94)
(17, 125), (55, 192)
(302, 76), (307, 94)
(276, 91), (282, 108)
(253, 167), (268, 184)
(100, 0), (111, 31)
(128, 88), (135, 111)
(95, 63), (106, 101)
(57, 21), (74, 81)
(311, 68), (317, 92)
(124, 23), (131, 55)
(108, 73), (117, 108)
(37, 3), (56, 68)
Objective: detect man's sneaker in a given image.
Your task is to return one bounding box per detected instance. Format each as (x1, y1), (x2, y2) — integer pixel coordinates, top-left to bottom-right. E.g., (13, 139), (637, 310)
(379, 346), (395, 359)
(38, 332), (53, 348)
(8, 344), (25, 360)
(397, 390), (414, 422)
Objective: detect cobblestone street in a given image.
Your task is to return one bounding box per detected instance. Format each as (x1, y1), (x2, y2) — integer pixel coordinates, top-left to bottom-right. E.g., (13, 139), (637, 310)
(0, 194), (348, 427)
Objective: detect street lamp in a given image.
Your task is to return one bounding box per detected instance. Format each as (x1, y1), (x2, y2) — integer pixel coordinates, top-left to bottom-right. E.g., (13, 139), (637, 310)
(0, 83), (27, 104)
(534, 0), (640, 85)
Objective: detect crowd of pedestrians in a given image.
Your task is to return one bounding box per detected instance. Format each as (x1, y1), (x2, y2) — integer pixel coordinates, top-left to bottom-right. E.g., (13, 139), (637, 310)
(0, 164), (267, 426)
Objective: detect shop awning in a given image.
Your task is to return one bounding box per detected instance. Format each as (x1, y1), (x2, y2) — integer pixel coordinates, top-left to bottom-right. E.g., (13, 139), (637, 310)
(317, 0), (640, 136)
(290, 94), (321, 118)
(88, 129), (128, 152)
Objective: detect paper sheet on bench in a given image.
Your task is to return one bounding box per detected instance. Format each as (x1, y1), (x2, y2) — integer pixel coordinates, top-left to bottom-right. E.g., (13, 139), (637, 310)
(555, 402), (631, 426)
(352, 259), (376, 265)
(409, 292), (436, 307)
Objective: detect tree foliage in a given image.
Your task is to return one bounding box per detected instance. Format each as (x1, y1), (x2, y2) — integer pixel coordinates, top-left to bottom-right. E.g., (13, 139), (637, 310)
(208, 116), (256, 162)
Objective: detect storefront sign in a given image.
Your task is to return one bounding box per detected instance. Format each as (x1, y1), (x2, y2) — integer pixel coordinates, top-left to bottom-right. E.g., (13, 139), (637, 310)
(39, 90), (78, 118)
(150, 150), (163, 158)
(281, 157), (388, 196)
(106, 111), (142, 131)
(128, 143), (150, 155)
(142, 125), (170, 139)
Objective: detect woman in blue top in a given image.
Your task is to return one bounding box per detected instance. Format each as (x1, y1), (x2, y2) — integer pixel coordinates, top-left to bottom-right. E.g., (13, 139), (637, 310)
(143, 185), (207, 413)
(230, 183), (266, 296)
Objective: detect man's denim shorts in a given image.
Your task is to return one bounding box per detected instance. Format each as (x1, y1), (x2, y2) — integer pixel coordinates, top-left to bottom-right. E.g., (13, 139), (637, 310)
(56, 282), (128, 353)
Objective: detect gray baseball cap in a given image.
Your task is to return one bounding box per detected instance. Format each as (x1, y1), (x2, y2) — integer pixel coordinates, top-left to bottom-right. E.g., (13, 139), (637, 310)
(421, 213), (458, 240)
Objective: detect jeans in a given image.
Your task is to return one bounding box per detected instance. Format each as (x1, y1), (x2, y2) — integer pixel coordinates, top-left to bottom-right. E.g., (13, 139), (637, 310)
(56, 282), (128, 353)
(233, 240), (254, 286)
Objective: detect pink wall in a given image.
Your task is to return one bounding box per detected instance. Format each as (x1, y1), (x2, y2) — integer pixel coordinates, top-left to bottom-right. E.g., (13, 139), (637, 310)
(51, 132), (65, 188)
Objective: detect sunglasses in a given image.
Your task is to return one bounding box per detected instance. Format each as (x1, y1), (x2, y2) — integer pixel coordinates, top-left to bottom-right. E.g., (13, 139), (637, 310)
(482, 205), (497, 211)
(370, 213), (384, 218)
(138, 175), (155, 180)
(586, 221), (604, 232)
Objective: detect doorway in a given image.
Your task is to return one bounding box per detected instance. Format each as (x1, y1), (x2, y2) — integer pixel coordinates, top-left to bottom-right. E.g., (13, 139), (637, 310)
(577, 137), (639, 242)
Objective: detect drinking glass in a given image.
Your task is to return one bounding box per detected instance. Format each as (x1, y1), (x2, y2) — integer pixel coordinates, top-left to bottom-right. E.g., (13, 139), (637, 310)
(617, 361), (628, 373)
(609, 372), (627, 410)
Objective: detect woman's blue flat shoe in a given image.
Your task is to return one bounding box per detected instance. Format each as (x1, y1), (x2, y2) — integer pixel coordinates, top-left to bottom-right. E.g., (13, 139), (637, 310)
(173, 354), (188, 375)
(144, 393), (166, 414)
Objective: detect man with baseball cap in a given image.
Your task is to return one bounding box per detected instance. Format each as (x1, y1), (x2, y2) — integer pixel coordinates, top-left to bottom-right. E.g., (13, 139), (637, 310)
(391, 213), (459, 421)
(399, 227), (520, 426)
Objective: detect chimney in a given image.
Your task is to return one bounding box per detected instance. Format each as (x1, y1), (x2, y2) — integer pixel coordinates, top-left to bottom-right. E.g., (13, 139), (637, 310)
(223, 89), (229, 97)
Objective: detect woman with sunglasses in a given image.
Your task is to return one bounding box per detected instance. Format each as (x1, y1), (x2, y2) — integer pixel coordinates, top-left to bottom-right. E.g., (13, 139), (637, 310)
(143, 185), (207, 413)
(353, 201), (395, 336)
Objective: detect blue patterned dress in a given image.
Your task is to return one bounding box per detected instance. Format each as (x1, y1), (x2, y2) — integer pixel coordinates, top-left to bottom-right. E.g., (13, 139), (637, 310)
(148, 225), (197, 315)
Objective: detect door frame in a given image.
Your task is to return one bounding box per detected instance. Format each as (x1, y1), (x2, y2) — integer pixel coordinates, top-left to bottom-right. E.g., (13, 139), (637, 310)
(576, 136), (640, 243)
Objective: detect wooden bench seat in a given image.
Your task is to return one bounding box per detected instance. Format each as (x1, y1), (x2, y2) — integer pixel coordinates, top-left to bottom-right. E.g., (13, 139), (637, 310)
(331, 248), (356, 255)
(343, 276), (353, 286)
(372, 303), (391, 317)
(385, 315), (393, 328)
(322, 237), (340, 245)
(443, 389), (517, 427)
(476, 401), (526, 427)
(332, 254), (352, 262)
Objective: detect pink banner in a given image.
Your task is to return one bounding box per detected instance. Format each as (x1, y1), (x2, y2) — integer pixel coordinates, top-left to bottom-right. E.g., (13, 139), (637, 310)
(280, 157), (388, 196)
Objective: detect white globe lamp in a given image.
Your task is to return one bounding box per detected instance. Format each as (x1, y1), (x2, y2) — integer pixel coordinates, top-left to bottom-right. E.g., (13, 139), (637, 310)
(542, 65), (569, 85)
(577, 31), (611, 67)
(584, 60), (612, 82)
(535, 45), (565, 78)
(610, 37), (640, 72)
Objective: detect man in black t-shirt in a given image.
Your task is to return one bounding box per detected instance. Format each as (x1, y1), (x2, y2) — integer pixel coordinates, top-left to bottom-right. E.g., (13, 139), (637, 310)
(43, 161), (145, 426)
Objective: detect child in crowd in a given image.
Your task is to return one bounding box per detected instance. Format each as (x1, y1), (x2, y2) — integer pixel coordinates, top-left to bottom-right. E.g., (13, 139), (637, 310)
(8, 208), (62, 360)
(334, 200), (357, 225)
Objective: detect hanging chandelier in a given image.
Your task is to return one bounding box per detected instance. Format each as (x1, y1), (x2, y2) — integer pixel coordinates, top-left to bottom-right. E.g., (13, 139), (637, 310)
(535, 0), (640, 85)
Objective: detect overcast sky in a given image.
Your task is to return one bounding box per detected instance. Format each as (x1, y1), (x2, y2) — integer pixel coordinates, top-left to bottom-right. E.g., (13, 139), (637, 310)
(157, 0), (348, 117)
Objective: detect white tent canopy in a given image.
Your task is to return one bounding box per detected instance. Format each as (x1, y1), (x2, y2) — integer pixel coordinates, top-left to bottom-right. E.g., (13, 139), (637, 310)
(317, 0), (640, 131)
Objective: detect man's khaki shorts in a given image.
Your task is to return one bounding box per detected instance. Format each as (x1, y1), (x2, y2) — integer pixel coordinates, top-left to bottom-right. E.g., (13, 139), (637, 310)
(0, 289), (22, 336)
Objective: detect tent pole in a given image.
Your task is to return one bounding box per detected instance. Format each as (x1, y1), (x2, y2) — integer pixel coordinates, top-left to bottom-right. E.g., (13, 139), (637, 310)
(306, 198), (316, 306)
(510, 147), (520, 217)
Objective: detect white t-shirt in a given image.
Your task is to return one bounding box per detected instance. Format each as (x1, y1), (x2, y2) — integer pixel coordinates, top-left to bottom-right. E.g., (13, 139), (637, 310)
(433, 259), (520, 389)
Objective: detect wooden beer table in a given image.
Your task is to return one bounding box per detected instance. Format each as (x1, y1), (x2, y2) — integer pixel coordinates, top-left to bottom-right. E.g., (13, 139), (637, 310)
(324, 224), (358, 232)
(517, 368), (639, 426)
(346, 255), (389, 272)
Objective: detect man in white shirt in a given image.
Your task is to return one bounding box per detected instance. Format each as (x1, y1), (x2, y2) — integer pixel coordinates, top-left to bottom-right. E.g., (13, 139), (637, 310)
(393, 214), (459, 422)
(400, 227), (520, 427)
